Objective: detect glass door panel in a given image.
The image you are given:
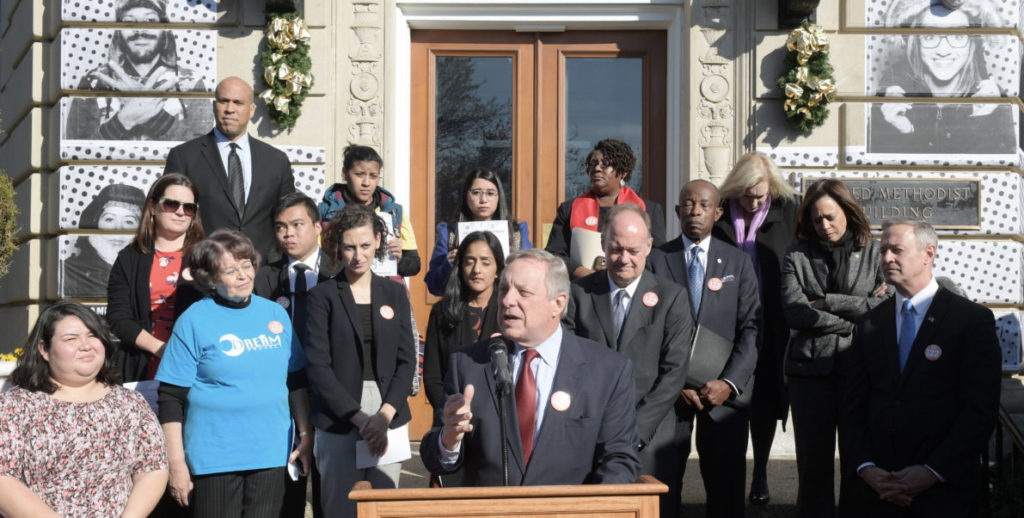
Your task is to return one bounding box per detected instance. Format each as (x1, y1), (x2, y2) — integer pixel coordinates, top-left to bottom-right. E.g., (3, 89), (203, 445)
(434, 56), (514, 222)
(563, 57), (644, 200)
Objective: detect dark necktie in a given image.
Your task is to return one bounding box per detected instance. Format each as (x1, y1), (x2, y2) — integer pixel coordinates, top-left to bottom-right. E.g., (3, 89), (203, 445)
(228, 143), (245, 219)
(515, 348), (540, 465)
(293, 263), (310, 340)
(613, 289), (627, 340)
(688, 245), (704, 312)
(898, 300), (916, 372)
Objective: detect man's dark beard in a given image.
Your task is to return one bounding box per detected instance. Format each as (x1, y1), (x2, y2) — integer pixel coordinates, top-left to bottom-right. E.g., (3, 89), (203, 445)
(123, 32), (160, 63)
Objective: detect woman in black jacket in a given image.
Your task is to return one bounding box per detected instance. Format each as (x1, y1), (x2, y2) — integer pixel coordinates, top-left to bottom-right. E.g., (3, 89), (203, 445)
(304, 204), (416, 516)
(106, 173), (204, 382)
(423, 230), (505, 411)
(711, 152), (799, 505)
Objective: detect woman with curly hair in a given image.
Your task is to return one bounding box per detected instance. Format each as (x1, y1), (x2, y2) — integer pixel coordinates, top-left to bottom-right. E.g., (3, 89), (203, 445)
(304, 204), (416, 515)
(545, 138), (666, 279)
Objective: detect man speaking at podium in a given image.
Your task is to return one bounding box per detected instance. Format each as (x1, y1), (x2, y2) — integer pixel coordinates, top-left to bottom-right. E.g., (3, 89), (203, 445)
(421, 249), (641, 486)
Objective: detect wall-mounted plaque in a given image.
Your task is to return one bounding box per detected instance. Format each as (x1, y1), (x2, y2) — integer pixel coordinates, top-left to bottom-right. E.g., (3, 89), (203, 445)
(801, 178), (981, 229)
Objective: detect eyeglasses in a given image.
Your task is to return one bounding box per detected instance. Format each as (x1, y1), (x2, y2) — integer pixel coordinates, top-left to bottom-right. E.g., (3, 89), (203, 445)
(220, 261), (255, 278)
(919, 34), (970, 49)
(158, 197), (198, 216)
(587, 159), (614, 170)
(468, 188), (499, 199)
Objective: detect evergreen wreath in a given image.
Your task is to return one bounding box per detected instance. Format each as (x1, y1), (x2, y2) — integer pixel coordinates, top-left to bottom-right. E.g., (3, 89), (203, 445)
(777, 20), (836, 132)
(260, 12), (314, 129)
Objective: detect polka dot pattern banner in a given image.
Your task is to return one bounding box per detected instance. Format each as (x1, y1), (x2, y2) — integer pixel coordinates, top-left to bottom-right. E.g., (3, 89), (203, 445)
(61, 0), (217, 23)
(994, 311), (1023, 371)
(60, 28), (216, 92)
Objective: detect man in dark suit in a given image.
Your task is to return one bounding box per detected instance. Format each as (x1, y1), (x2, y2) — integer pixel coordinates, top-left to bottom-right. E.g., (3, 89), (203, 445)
(421, 248), (641, 486)
(164, 76), (295, 263)
(253, 192), (327, 518)
(565, 203), (693, 516)
(648, 179), (760, 518)
(837, 220), (1000, 517)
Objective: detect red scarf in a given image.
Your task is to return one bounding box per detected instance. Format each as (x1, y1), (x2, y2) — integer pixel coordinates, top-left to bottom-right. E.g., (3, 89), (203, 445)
(569, 186), (646, 231)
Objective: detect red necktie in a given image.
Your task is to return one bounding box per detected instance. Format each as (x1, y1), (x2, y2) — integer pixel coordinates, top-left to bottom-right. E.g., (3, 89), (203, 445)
(515, 348), (539, 465)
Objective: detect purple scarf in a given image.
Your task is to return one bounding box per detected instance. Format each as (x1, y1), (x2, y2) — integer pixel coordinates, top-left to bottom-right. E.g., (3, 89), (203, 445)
(731, 197), (770, 287)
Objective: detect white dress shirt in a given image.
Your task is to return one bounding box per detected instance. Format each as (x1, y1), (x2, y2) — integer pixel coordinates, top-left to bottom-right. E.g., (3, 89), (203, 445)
(607, 272), (643, 318)
(213, 128), (253, 200)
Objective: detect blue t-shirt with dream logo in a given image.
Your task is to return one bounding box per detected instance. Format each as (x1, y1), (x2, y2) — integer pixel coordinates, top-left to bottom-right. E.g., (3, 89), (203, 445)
(156, 296), (305, 475)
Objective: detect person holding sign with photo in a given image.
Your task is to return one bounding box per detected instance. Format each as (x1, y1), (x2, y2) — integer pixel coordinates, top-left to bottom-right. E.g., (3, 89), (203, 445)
(425, 168), (531, 296)
(545, 138), (665, 279)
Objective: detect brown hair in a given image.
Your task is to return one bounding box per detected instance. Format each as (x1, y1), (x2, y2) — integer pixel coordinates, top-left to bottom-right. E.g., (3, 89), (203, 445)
(796, 179), (871, 249)
(321, 204), (387, 273)
(187, 230), (260, 293)
(132, 173), (205, 254)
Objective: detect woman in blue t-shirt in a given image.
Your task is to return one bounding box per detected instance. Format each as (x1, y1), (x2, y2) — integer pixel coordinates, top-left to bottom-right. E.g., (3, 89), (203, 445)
(155, 230), (311, 518)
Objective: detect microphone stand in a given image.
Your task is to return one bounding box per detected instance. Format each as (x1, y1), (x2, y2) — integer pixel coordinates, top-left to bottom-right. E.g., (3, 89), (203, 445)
(497, 382), (511, 487)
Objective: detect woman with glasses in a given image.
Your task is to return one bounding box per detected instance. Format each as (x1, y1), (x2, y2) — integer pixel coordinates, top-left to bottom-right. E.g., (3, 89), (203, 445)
(107, 173), (205, 383)
(871, 1), (1014, 153)
(545, 138), (665, 279)
(155, 230), (311, 517)
(424, 168), (530, 296)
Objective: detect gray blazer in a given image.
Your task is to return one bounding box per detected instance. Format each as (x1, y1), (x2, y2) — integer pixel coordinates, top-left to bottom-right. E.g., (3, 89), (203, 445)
(781, 238), (891, 378)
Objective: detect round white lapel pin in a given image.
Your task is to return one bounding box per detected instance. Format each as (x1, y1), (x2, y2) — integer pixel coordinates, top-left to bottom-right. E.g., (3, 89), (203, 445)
(380, 305), (395, 320)
(642, 291), (659, 307)
(707, 278), (723, 292)
(276, 296), (290, 309)
(181, 267), (193, 282)
(924, 344), (942, 361)
(585, 216), (599, 226)
(550, 391), (571, 412)
(268, 321), (284, 335)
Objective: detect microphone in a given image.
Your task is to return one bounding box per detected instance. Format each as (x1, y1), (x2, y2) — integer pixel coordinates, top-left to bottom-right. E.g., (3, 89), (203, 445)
(489, 336), (513, 396)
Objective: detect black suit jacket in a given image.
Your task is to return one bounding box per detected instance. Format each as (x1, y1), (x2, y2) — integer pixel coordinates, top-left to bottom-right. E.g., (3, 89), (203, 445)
(420, 329), (641, 486)
(837, 286), (1001, 515)
(164, 131), (295, 263)
(565, 271), (693, 445)
(648, 235), (760, 422)
(304, 273), (416, 434)
(253, 254), (332, 338)
(106, 245), (202, 382)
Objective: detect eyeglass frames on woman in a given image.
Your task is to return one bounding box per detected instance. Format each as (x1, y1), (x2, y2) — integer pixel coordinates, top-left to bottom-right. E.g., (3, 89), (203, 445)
(468, 188), (499, 198)
(157, 197), (198, 217)
(919, 34), (970, 49)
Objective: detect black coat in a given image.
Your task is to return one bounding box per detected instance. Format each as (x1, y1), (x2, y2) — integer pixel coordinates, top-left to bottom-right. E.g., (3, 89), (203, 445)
(304, 273), (416, 434)
(106, 245), (203, 382)
(164, 131), (295, 264)
(253, 255), (332, 342)
(711, 196), (799, 418)
(422, 290), (500, 411)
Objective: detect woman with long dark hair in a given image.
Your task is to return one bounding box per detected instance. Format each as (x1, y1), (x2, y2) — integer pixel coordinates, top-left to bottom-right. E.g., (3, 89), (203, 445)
(782, 179), (891, 517)
(423, 230), (506, 410)
(0, 301), (167, 517)
(107, 173), (205, 382)
(424, 168), (528, 296)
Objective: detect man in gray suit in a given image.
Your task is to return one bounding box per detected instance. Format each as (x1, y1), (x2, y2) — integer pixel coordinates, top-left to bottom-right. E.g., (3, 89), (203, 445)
(648, 179), (760, 518)
(565, 203), (694, 517)
(164, 76), (295, 263)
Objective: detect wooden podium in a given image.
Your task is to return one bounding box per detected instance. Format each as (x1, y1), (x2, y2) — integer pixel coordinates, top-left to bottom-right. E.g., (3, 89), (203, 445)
(349, 475), (667, 517)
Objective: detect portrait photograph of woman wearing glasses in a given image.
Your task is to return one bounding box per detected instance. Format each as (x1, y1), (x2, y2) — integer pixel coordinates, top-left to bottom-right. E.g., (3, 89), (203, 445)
(866, 0), (1017, 155)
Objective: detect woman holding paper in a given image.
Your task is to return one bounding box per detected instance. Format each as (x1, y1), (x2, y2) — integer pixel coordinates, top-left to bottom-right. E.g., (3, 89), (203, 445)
(424, 167), (531, 296)
(781, 179), (890, 518)
(544, 138), (665, 279)
(423, 230), (505, 410)
(106, 173), (205, 383)
(711, 152), (799, 506)
(304, 204), (416, 515)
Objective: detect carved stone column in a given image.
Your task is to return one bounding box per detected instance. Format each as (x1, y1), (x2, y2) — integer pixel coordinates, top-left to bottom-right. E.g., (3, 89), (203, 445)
(689, 1), (747, 184)
(348, 1), (383, 146)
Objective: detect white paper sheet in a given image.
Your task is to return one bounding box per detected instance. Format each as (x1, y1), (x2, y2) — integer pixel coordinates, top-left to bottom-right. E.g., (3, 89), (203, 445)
(457, 220), (511, 260)
(570, 227), (604, 270)
(371, 212), (399, 277)
(355, 424), (412, 469)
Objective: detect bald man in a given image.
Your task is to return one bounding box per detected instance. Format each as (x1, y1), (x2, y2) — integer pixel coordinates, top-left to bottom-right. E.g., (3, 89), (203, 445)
(164, 76), (295, 263)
